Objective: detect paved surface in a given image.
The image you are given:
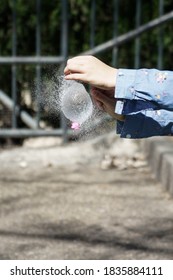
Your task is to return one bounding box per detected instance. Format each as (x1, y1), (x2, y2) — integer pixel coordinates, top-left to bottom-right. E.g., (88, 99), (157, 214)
(0, 134), (173, 260)
(145, 137), (173, 196)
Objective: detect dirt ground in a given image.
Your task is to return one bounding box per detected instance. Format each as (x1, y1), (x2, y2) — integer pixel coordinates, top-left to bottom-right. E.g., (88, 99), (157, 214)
(0, 132), (173, 260)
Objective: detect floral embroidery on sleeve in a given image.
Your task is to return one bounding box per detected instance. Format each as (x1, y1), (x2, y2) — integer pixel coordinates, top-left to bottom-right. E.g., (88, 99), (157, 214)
(155, 72), (168, 83)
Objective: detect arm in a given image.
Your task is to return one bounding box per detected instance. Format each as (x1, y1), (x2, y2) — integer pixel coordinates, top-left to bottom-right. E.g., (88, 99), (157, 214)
(64, 55), (122, 119)
(64, 56), (173, 111)
(64, 55), (173, 138)
(115, 68), (173, 138)
(115, 68), (173, 111)
(117, 110), (173, 138)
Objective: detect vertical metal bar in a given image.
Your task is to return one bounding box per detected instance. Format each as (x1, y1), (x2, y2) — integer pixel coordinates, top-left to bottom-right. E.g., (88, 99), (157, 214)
(90, 0), (96, 49)
(112, 0), (119, 66)
(61, 0), (68, 59)
(36, 0), (41, 128)
(61, 0), (68, 142)
(158, 0), (164, 69)
(134, 0), (141, 68)
(88, 0), (96, 96)
(12, 0), (17, 128)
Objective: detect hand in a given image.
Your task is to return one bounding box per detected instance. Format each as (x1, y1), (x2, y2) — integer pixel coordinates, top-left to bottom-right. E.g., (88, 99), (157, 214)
(91, 87), (125, 121)
(64, 55), (117, 89)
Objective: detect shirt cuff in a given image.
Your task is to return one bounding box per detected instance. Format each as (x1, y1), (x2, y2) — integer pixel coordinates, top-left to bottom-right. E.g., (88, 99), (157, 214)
(115, 100), (125, 114)
(115, 99), (158, 115)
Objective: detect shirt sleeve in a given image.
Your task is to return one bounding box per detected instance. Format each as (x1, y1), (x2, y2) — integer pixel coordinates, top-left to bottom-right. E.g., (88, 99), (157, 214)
(116, 109), (173, 139)
(115, 68), (173, 112)
(114, 68), (173, 138)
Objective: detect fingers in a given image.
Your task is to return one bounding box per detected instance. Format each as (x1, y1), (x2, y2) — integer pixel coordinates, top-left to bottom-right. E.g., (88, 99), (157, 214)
(64, 56), (89, 75)
(64, 59), (86, 81)
(94, 100), (104, 110)
(91, 88), (110, 104)
(64, 64), (84, 75)
(64, 73), (86, 82)
(91, 86), (114, 96)
(64, 55), (117, 90)
(91, 87), (117, 118)
(90, 88), (103, 110)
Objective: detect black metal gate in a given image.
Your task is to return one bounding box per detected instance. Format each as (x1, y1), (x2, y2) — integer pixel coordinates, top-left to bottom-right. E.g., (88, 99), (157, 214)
(0, 0), (173, 140)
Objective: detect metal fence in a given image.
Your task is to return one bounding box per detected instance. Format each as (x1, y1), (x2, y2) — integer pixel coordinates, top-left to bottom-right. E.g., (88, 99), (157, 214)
(0, 0), (173, 140)
(0, 0), (68, 139)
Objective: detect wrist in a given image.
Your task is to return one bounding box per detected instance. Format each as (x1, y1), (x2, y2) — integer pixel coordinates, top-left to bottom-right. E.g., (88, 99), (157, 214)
(108, 67), (118, 88)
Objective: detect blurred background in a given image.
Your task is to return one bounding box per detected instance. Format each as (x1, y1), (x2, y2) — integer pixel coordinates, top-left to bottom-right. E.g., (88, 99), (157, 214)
(1, 0), (173, 261)
(0, 0), (173, 146)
